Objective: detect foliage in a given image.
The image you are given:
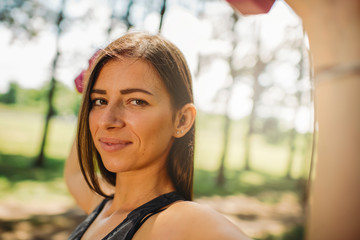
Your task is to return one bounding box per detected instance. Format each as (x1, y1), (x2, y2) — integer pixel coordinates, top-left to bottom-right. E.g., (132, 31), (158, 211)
(194, 168), (301, 200)
(261, 224), (304, 240)
(258, 117), (288, 144)
(53, 81), (82, 116)
(0, 81), (81, 116)
(195, 112), (310, 179)
(0, 0), (57, 40)
(0, 82), (17, 104)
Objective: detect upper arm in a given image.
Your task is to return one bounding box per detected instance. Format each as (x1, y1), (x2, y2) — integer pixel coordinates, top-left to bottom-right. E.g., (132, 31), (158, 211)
(154, 201), (252, 240)
(64, 140), (110, 214)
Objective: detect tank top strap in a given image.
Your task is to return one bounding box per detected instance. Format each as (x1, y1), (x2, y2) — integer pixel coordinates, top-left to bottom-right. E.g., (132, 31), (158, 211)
(120, 191), (184, 240)
(68, 197), (110, 240)
(69, 192), (184, 240)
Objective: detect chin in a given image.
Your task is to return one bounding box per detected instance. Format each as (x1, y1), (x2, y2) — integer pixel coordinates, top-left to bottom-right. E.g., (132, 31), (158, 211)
(101, 157), (131, 173)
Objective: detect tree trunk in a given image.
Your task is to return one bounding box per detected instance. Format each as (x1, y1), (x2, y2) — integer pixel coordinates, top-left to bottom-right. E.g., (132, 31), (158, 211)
(242, 21), (265, 171)
(243, 104), (255, 171)
(217, 114), (231, 187)
(34, 0), (66, 167)
(243, 61), (264, 171)
(285, 127), (296, 178)
(35, 77), (56, 167)
(216, 12), (238, 186)
(158, 0), (167, 33)
(286, 42), (306, 178)
(124, 0), (134, 30)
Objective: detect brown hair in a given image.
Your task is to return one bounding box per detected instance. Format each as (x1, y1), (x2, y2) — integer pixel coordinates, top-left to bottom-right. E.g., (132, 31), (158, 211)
(77, 32), (195, 200)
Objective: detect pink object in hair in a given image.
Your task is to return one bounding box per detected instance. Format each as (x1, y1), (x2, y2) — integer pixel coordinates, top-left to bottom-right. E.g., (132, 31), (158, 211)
(226, 0), (275, 15)
(74, 50), (101, 93)
(74, 70), (85, 93)
(88, 49), (101, 67)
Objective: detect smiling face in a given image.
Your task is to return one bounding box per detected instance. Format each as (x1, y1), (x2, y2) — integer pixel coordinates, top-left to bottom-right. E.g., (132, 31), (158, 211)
(89, 59), (177, 174)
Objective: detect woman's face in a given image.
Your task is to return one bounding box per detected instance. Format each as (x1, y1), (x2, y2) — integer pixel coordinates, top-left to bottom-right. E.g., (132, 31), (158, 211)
(89, 59), (177, 174)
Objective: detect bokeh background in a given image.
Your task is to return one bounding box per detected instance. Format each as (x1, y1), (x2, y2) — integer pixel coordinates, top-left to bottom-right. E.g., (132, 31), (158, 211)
(0, 0), (312, 239)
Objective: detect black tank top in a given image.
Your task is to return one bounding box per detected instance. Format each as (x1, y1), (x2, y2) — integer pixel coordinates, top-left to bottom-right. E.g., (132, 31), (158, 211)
(68, 192), (184, 240)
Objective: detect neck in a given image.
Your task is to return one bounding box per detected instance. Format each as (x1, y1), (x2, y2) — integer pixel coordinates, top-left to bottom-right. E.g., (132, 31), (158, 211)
(107, 164), (175, 215)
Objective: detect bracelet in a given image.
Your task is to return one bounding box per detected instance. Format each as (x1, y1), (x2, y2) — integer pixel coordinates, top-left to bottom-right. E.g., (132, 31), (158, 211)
(315, 61), (360, 86)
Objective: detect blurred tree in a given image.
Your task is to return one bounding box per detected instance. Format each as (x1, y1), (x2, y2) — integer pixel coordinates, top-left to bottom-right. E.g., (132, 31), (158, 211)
(158, 0), (167, 33)
(201, 8), (310, 177)
(53, 81), (82, 116)
(0, 0), (57, 42)
(0, 0), (71, 166)
(260, 117), (284, 144)
(217, 112), (231, 186)
(0, 78), (81, 115)
(241, 22), (310, 173)
(34, 0), (67, 167)
(285, 39), (306, 179)
(13, 83), (47, 111)
(105, 0), (131, 40)
(217, 12), (238, 187)
(122, 0), (134, 30)
(0, 82), (18, 104)
(242, 20), (267, 171)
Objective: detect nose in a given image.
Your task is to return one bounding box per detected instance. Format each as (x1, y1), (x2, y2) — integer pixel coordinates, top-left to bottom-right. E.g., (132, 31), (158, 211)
(98, 103), (125, 130)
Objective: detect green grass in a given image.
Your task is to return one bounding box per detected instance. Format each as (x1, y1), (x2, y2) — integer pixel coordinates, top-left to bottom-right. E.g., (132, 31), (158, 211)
(193, 169), (302, 199)
(0, 107), (309, 203)
(0, 107), (76, 204)
(0, 108), (76, 158)
(0, 153), (71, 205)
(0, 107), (306, 240)
(194, 112), (310, 178)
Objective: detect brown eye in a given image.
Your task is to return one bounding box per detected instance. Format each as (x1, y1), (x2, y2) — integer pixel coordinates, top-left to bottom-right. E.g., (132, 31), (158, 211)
(92, 98), (107, 106)
(130, 99), (148, 106)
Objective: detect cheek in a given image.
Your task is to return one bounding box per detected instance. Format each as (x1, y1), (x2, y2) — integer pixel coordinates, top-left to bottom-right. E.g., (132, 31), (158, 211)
(131, 111), (174, 145)
(149, 112), (174, 142)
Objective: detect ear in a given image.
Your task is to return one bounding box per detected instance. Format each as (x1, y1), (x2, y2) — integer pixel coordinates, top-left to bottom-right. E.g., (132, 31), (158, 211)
(174, 103), (197, 138)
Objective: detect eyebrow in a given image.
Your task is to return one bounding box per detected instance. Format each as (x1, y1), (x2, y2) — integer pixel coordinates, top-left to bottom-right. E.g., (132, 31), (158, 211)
(120, 88), (153, 96)
(91, 89), (106, 94)
(91, 88), (153, 96)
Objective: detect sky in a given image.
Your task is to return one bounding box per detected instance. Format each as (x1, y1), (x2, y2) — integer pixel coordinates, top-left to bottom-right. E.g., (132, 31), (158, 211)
(0, 0), (313, 132)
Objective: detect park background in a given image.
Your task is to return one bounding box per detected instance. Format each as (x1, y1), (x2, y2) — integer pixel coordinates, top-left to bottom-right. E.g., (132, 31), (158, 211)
(0, 0), (313, 239)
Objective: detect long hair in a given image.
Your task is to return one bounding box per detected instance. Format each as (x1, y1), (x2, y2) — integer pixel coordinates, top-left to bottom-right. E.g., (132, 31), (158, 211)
(77, 32), (195, 200)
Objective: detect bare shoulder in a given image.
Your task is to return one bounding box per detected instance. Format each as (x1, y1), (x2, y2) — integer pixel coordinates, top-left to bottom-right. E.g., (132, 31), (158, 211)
(148, 201), (252, 240)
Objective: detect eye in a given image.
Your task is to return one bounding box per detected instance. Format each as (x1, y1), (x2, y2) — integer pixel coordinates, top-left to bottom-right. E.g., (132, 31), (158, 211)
(91, 98), (107, 107)
(129, 99), (148, 107)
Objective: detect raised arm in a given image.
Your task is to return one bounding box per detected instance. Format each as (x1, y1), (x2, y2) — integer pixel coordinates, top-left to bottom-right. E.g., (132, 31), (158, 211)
(64, 139), (111, 214)
(284, 1), (360, 240)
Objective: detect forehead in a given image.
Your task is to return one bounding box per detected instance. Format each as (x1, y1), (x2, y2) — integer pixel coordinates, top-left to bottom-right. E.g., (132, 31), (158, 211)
(94, 59), (165, 92)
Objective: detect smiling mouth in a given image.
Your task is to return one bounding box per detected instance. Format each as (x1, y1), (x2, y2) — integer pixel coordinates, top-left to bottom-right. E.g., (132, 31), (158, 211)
(99, 138), (132, 152)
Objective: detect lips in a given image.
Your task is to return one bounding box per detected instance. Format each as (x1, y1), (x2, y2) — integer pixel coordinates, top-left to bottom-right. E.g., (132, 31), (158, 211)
(98, 138), (132, 152)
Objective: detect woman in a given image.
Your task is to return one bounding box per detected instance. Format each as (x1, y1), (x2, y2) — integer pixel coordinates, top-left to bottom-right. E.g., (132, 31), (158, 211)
(65, 32), (250, 240)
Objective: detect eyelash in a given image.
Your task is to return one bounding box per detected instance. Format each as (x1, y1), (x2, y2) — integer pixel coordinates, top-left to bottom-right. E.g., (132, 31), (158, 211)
(90, 98), (149, 107)
(129, 99), (149, 107)
(91, 98), (107, 107)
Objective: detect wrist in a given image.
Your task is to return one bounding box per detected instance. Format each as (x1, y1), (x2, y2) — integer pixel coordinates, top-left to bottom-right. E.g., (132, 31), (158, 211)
(286, 0), (360, 69)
